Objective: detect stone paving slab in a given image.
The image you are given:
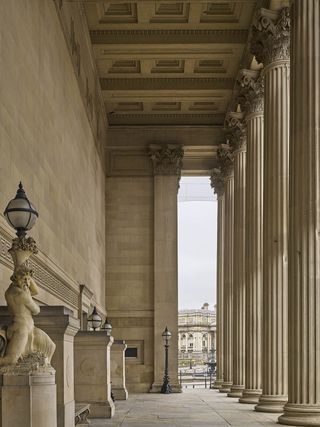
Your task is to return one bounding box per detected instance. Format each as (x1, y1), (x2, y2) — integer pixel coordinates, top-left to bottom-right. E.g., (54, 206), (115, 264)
(90, 389), (295, 427)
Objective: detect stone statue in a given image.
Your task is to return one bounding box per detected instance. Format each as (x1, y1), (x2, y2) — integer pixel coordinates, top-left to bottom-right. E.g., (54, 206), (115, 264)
(0, 237), (55, 366)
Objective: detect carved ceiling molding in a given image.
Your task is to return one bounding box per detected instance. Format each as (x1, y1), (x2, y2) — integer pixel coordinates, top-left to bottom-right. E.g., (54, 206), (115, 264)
(237, 69), (264, 115)
(90, 29), (249, 44)
(250, 7), (290, 66)
(210, 168), (225, 197)
(149, 144), (184, 176)
(224, 111), (247, 151)
(101, 77), (234, 91)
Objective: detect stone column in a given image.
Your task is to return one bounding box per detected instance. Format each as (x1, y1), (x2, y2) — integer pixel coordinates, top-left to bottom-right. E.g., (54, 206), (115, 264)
(149, 144), (184, 393)
(279, 1), (320, 425)
(210, 169), (225, 389)
(111, 340), (128, 400)
(237, 69), (264, 404)
(251, 7), (290, 413)
(216, 144), (234, 394)
(225, 113), (247, 398)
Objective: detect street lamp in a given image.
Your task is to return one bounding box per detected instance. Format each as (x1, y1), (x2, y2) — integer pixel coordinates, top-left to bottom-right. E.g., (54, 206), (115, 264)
(4, 182), (38, 239)
(101, 317), (112, 336)
(161, 326), (172, 394)
(87, 307), (102, 331)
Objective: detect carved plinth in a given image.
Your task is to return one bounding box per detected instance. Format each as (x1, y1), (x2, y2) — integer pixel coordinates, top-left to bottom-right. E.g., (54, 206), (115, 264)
(74, 332), (115, 418)
(111, 340), (128, 400)
(0, 354), (57, 427)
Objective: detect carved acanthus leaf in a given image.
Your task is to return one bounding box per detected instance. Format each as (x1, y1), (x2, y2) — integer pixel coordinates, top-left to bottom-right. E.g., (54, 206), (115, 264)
(216, 143), (234, 178)
(237, 69), (264, 114)
(210, 168), (225, 197)
(224, 112), (247, 152)
(251, 7), (290, 66)
(149, 144), (184, 175)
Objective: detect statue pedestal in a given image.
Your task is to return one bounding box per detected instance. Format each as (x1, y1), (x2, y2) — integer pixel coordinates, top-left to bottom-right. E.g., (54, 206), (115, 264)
(74, 332), (115, 418)
(1, 365), (57, 427)
(111, 340), (128, 400)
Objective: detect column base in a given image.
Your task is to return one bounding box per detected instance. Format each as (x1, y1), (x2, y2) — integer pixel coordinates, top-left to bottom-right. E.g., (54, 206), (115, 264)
(219, 381), (232, 393)
(239, 389), (262, 404)
(112, 387), (128, 400)
(278, 403), (320, 426)
(228, 384), (244, 398)
(255, 394), (287, 413)
(150, 382), (182, 393)
(213, 378), (224, 389)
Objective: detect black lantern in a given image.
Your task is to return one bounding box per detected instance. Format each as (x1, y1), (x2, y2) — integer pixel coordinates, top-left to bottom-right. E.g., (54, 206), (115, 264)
(101, 317), (112, 336)
(87, 306), (102, 331)
(161, 326), (172, 394)
(4, 182), (38, 239)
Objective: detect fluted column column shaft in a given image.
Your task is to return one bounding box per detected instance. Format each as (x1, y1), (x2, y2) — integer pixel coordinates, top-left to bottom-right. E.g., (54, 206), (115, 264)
(214, 194), (225, 388)
(279, 1), (320, 425)
(228, 147), (246, 398)
(239, 112), (264, 404)
(250, 7), (290, 413)
(220, 174), (234, 393)
(256, 59), (290, 413)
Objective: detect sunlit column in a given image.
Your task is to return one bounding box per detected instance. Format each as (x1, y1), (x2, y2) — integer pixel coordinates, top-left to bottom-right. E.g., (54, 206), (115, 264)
(237, 69), (264, 404)
(210, 168), (225, 388)
(149, 144), (184, 393)
(251, 7), (290, 413)
(216, 144), (234, 393)
(279, 1), (320, 425)
(224, 113), (247, 398)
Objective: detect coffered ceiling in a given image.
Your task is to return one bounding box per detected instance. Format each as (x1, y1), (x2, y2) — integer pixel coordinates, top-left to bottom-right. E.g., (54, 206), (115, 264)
(84, 1), (259, 127)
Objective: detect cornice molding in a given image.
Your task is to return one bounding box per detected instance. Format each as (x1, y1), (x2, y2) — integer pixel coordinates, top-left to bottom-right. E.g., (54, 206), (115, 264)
(250, 7), (290, 66)
(90, 29), (249, 45)
(149, 144), (184, 176)
(0, 226), (79, 311)
(100, 77), (234, 91)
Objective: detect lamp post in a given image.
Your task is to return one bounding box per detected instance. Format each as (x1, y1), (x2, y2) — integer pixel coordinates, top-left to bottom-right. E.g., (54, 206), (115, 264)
(101, 317), (112, 336)
(4, 182), (38, 239)
(87, 306), (102, 331)
(161, 326), (172, 394)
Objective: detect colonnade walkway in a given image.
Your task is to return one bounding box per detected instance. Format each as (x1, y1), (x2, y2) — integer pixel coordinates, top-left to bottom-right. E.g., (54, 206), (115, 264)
(91, 389), (291, 427)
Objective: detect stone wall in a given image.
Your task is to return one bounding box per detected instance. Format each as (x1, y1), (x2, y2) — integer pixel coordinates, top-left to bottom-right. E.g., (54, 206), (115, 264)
(106, 176), (154, 392)
(0, 0), (107, 312)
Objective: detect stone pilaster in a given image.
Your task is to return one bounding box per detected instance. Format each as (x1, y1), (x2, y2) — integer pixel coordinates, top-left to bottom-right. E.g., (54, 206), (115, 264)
(149, 144), (183, 393)
(210, 168), (225, 389)
(251, 7), (290, 413)
(216, 144), (234, 394)
(279, 1), (320, 425)
(225, 113), (247, 398)
(237, 69), (264, 405)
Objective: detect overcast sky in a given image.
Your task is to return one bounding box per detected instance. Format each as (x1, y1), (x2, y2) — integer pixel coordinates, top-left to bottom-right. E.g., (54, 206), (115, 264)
(178, 177), (218, 310)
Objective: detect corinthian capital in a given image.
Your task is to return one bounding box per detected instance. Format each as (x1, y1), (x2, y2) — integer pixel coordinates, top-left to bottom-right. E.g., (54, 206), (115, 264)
(251, 7), (290, 66)
(210, 168), (225, 197)
(224, 111), (247, 152)
(237, 69), (264, 115)
(149, 144), (184, 175)
(217, 143), (234, 178)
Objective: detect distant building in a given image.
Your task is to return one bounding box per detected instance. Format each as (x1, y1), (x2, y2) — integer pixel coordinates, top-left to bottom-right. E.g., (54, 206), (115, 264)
(178, 303), (216, 365)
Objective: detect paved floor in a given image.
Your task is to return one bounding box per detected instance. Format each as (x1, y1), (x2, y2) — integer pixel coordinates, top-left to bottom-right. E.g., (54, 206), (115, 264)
(90, 389), (293, 427)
